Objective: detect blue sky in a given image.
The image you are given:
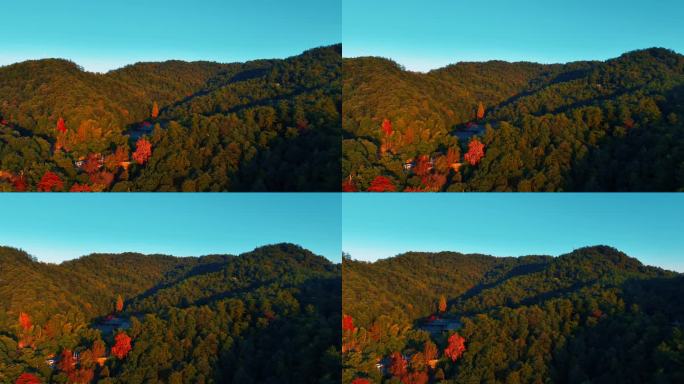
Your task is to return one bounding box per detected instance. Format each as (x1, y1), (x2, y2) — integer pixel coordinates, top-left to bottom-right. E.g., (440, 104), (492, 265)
(0, 0), (341, 72)
(343, 0), (684, 71)
(343, 194), (684, 272)
(0, 194), (341, 263)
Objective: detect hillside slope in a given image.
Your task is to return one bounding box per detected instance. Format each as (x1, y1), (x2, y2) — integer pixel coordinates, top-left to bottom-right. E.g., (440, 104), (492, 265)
(342, 246), (683, 383)
(0, 44), (341, 191)
(0, 244), (341, 383)
(343, 48), (684, 191)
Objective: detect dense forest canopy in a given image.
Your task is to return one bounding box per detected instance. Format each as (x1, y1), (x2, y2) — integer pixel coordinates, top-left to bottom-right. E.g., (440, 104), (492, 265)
(342, 246), (684, 383)
(343, 48), (684, 191)
(0, 243), (341, 383)
(0, 44), (341, 191)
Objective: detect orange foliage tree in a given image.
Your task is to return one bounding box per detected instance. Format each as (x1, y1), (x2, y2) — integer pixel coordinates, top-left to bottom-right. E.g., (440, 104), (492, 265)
(423, 340), (438, 361)
(445, 147), (460, 166)
(477, 102), (485, 120)
(367, 175), (396, 192)
(37, 171), (63, 192)
(104, 146), (129, 171)
(464, 138), (485, 166)
(92, 340), (106, 358)
(112, 332), (132, 359)
(116, 295), (124, 312)
(439, 295), (447, 313)
(133, 137), (152, 164)
(151, 101), (159, 118)
(444, 333), (466, 361)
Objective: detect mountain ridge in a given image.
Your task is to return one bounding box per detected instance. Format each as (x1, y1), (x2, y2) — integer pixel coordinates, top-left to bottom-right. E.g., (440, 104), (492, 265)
(343, 46), (684, 191)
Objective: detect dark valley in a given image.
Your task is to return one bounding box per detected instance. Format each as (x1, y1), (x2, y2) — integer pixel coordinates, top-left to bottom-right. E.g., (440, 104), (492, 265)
(343, 48), (684, 191)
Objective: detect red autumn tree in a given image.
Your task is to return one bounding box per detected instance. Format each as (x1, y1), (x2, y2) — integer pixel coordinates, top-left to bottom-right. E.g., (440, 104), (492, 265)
(37, 171), (63, 192)
(56, 117), (67, 133)
(444, 333), (466, 362)
(351, 378), (371, 384)
(69, 183), (92, 192)
(389, 351), (408, 378)
(18, 312), (31, 331)
(342, 314), (355, 332)
(58, 349), (76, 374)
(15, 373), (41, 384)
(414, 155), (431, 177)
(68, 368), (94, 384)
(381, 118), (393, 137)
(367, 175), (396, 192)
(132, 137), (152, 164)
(12, 174), (27, 192)
(342, 178), (357, 192)
(476, 102), (485, 120)
(83, 153), (101, 174)
(111, 332), (132, 359)
(421, 173), (447, 192)
(405, 371), (429, 384)
(116, 295), (124, 312)
(89, 171), (114, 189)
(463, 138), (485, 166)
(151, 101), (159, 119)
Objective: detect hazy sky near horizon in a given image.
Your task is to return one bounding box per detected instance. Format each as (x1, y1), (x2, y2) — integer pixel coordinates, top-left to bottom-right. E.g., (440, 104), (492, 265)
(343, 0), (684, 71)
(0, 194), (341, 263)
(0, 0), (340, 72)
(343, 194), (684, 272)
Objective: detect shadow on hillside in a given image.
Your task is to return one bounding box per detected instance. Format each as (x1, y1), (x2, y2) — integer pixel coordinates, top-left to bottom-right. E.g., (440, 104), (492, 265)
(550, 275), (684, 383)
(127, 256), (232, 303)
(230, 115), (341, 191)
(453, 261), (550, 306)
(561, 84), (684, 191)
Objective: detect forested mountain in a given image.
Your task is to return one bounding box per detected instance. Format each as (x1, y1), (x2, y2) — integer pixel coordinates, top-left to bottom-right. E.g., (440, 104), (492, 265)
(342, 246), (684, 383)
(0, 244), (341, 383)
(0, 44), (341, 191)
(343, 48), (684, 191)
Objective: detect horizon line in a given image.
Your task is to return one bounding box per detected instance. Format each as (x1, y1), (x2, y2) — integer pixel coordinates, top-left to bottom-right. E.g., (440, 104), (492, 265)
(1, 242), (338, 265)
(0, 42), (342, 74)
(342, 46), (683, 73)
(343, 245), (682, 273)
